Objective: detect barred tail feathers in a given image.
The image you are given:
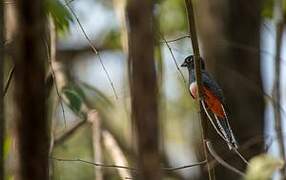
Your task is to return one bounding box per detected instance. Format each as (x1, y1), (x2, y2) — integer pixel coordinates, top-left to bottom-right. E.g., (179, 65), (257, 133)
(214, 114), (238, 150)
(201, 100), (238, 150)
(221, 104), (238, 149)
(201, 100), (228, 142)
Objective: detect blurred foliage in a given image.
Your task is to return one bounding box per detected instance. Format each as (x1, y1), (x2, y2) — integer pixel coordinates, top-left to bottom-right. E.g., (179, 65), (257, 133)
(158, 0), (187, 35)
(245, 154), (284, 180)
(101, 30), (122, 50)
(262, 0), (286, 19)
(53, 125), (94, 180)
(46, 0), (73, 32)
(78, 81), (114, 114)
(262, 0), (274, 18)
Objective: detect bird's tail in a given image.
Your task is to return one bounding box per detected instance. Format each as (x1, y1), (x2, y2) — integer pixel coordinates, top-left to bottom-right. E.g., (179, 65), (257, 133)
(201, 100), (238, 150)
(214, 114), (238, 150)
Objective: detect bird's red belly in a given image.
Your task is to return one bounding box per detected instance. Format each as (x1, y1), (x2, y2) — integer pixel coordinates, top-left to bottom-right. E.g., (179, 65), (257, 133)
(203, 87), (225, 118)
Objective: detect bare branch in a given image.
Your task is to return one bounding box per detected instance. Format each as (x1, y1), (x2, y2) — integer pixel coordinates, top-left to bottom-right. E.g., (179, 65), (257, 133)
(159, 35), (190, 43)
(63, 1), (118, 99)
(232, 149), (249, 165)
(89, 110), (103, 180)
(51, 157), (206, 172)
(103, 130), (132, 179)
(159, 32), (187, 85)
(54, 120), (86, 146)
(184, 0), (213, 179)
(51, 157), (137, 171)
(206, 141), (245, 177)
(161, 160), (207, 171)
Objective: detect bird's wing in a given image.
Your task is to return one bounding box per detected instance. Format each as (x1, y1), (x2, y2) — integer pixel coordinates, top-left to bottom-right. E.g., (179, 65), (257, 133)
(201, 71), (224, 102)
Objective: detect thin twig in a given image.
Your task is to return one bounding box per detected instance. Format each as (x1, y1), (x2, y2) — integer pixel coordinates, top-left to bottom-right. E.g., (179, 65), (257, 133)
(54, 120), (86, 146)
(159, 35), (190, 43)
(159, 32), (187, 85)
(52, 157), (206, 172)
(51, 157), (137, 171)
(3, 65), (15, 97)
(208, 135), (263, 168)
(64, 1), (118, 99)
(232, 149), (249, 165)
(159, 34), (286, 64)
(64, 0), (75, 5)
(161, 160), (207, 171)
(206, 141), (245, 176)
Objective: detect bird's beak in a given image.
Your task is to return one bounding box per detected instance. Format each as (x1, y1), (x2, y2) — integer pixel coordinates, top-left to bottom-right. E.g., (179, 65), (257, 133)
(181, 61), (187, 67)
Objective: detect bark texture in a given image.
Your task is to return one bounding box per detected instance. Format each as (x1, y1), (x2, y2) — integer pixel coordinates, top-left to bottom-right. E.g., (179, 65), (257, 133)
(14, 0), (49, 179)
(127, 0), (161, 179)
(0, 0), (4, 179)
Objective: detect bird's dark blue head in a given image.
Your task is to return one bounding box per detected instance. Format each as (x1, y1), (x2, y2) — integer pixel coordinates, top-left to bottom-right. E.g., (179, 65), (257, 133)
(181, 55), (205, 70)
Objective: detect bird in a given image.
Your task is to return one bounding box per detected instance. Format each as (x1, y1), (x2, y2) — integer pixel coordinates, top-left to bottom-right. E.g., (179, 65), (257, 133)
(181, 55), (238, 150)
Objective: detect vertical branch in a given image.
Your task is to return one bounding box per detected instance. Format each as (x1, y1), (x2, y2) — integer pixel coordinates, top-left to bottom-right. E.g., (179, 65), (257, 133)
(102, 130), (131, 179)
(0, 0), (4, 178)
(14, 0), (49, 179)
(127, 0), (161, 179)
(112, 0), (128, 54)
(184, 0), (213, 179)
(49, 16), (56, 155)
(272, 0), (285, 177)
(88, 110), (103, 180)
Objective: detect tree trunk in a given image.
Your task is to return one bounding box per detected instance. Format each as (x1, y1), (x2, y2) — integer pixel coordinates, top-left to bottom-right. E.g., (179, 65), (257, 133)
(197, 0), (264, 179)
(0, 0), (4, 179)
(14, 0), (49, 179)
(127, 0), (161, 179)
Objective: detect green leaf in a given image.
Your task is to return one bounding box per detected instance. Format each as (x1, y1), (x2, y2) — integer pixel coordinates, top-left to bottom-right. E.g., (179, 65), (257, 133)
(46, 0), (73, 32)
(245, 154), (284, 180)
(62, 84), (85, 115)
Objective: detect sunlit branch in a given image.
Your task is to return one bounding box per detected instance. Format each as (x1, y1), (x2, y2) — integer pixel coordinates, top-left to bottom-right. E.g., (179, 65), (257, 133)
(46, 21), (67, 127)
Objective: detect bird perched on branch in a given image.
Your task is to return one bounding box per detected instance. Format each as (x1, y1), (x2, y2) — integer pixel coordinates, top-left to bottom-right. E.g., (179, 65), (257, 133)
(181, 55), (238, 150)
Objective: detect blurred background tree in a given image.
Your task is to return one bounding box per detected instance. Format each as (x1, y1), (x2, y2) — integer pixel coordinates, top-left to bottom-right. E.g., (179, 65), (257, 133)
(1, 0), (286, 179)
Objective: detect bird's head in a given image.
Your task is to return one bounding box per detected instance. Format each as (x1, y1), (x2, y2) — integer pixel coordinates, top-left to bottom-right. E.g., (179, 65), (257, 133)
(181, 55), (205, 70)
